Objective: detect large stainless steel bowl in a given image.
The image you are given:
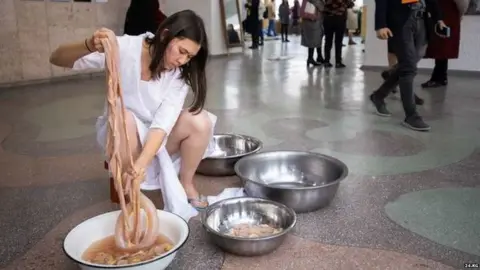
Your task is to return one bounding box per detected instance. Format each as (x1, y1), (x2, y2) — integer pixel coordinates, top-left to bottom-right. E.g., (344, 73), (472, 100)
(201, 197), (296, 256)
(234, 151), (348, 213)
(196, 134), (263, 176)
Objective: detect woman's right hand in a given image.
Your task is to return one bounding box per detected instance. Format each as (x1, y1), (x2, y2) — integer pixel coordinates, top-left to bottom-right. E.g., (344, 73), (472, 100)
(87, 28), (116, 53)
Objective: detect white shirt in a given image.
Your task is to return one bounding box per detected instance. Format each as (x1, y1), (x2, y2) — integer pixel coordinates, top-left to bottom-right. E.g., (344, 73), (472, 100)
(72, 33), (189, 136)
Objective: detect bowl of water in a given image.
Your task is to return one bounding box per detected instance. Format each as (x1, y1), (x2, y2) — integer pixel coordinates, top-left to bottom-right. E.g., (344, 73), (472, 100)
(196, 134), (263, 176)
(63, 210), (189, 269)
(234, 151), (348, 213)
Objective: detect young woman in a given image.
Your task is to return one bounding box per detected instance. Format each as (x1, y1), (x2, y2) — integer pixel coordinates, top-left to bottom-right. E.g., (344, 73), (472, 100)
(301, 0), (325, 67)
(279, 0), (291, 42)
(49, 10), (215, 211)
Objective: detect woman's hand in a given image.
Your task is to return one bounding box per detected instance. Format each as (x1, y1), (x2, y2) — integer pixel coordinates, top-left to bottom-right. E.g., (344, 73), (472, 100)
(87, 28), (117, 53)
(121, 165), (146, 195)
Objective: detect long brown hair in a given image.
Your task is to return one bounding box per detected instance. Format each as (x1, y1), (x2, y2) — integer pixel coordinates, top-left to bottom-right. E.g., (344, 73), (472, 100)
(145, 10), (209, 114)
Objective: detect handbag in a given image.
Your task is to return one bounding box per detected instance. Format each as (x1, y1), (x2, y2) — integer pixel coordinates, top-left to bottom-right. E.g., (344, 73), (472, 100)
(300, 0), (319, 20)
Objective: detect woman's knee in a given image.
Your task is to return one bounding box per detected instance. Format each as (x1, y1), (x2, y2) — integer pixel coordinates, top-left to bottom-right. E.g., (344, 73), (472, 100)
(178, 110), (212, 137)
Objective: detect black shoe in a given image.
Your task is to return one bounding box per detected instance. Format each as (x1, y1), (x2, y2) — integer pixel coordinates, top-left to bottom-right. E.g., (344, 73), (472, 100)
(249, 45), (259, 49)
(370, 93), (391, 117)
(421, 80), (447, 88)
(402, 115), (430, 131)
(307, 59), (321, 67)
(285, 39), (290, 42)
(316, 57), (325, 64)
(336, 62), (346, 68)
(415, 95), (424, 105)
(324, 62), (333, 68)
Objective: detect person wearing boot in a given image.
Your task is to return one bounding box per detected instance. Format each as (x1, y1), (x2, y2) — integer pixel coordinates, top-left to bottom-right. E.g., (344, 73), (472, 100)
(301, 0), (325, 66)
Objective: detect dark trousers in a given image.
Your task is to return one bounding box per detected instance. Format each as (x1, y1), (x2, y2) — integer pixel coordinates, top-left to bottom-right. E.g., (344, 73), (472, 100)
(251, 19), (261, 47)
(280, 23), (289, 40)
(374, 13), (427, 118)
(430, 59), (448, 82)
(323, 14), (347, 63)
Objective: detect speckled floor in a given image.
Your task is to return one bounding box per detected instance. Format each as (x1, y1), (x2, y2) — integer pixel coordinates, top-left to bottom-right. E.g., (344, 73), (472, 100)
(1, 37), (479, 270)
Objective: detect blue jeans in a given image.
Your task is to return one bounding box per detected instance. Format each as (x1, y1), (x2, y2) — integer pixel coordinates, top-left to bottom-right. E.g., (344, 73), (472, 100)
(267, 19), (277, 36)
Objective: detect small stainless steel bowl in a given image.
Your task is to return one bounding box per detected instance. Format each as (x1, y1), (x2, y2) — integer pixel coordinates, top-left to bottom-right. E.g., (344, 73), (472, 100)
(196, 134), (263, 176)
(202, 197), (296, 256)
(234, 151), (348, 213)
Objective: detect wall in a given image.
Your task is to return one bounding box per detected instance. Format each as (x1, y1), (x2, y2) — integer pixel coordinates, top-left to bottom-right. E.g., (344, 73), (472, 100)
(161, 0), (242, 55)
(0, 0), (129, 86)
(363, 0), (480, 72)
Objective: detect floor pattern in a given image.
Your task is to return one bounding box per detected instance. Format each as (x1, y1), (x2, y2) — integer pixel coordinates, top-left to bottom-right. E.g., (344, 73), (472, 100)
(1, 37), (479, 269)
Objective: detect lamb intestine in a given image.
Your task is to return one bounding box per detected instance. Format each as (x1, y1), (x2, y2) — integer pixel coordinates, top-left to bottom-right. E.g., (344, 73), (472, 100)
(101, 36), (159, 251)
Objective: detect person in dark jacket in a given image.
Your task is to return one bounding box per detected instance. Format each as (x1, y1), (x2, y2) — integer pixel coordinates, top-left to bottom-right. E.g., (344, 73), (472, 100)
(279, 0), (291, 42)
(323, 0), (354, 68)
(291, 0), (301, 34)
(246, 0), (262, 49)
(124, 0), (165, 35)
(421, 0), (465, 88)
(369, 0), (446, 132)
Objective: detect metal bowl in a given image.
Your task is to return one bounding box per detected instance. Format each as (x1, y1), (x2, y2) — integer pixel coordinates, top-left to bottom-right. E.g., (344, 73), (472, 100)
(201, 197), (296, 256)
(234, 151), (348, 213)
(196, 134), (263, 176)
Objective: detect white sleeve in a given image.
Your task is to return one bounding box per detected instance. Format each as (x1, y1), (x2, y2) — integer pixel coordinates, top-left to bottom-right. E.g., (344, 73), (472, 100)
(149, 77), (189, 136)
(72, 51), (105, 70)
(71, 35), (128, 71)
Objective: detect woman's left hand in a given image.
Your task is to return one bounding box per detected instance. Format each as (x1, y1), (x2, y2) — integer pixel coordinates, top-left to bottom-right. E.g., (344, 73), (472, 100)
(121, 166), (145, 195)
(91, 28), (117, 53)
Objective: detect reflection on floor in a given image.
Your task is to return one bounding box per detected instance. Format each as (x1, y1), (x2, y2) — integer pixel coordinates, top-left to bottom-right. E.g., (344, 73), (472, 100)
(1, 37), (479, 269)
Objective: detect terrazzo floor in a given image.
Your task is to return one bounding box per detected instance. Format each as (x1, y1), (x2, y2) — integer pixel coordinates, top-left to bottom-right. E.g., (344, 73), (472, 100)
(1, 37), (479, 270)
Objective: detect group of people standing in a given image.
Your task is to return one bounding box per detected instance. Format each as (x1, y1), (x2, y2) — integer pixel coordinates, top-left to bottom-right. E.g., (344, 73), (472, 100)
(243, 0), (295, 48)
(299, 0), (355, 68)
(243, 0), (358, 69)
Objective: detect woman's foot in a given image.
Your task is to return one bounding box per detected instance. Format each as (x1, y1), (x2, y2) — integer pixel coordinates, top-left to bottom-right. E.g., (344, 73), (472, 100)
(316, 57), (325, 64)
(307, 58), (321, 67)
(183, 183), (208, 209)
(187, 195), (208, 210)
(421, 80), (447, 88)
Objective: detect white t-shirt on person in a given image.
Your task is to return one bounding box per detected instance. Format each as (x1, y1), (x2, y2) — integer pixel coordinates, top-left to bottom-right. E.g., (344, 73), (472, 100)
(71, 33), (216, 220)
(72, 33), (188, 138)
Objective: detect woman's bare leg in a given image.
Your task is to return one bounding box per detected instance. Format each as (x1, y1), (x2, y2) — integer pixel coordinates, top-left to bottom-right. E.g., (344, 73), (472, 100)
(348, 31), (356, 45)
(165, 110), (212, 207)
